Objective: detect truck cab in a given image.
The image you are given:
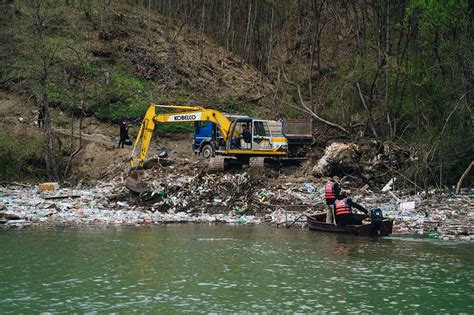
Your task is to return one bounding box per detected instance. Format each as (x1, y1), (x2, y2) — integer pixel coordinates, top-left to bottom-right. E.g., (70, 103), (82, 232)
(193, 115), (252, 157)
(193, 121), (223, 158)
(193, 117), (312, 158)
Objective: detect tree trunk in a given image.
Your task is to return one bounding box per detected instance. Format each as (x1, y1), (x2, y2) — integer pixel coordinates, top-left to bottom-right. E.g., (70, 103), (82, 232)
(455, 161), (473, 194)
(199, 0), (206, 59)
(225, 0), (232, 51)
(267, 7), (273, 71)
(40, 72), (59, 179)
(308, 0), (325, 105)
(356, 82), (378, 137)
(244, 1), (252, 60)
(384, 0), (392, 138)
(34, 0), (60, 180)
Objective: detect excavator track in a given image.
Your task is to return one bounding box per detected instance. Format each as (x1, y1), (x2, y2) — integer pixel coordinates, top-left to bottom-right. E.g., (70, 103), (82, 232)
(249, 157), (281, 170)
(249, 157), (266, 168)
(208, 157), (226, 172)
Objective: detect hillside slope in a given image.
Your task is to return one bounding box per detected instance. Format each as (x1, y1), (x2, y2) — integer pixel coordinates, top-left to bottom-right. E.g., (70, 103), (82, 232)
(0, 1), (274, 124)
(0, 90), (197, 182)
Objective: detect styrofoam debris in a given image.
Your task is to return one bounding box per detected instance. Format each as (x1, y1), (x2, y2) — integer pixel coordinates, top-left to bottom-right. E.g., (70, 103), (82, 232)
(399, 201), (415, 211)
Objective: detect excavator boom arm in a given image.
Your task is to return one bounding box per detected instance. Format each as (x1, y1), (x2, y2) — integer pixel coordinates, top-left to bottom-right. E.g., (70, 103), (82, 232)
(130, 104), (232, 168)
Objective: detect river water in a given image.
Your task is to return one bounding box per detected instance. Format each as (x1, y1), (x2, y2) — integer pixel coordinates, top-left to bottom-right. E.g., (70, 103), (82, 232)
(0, 225), (473, 313)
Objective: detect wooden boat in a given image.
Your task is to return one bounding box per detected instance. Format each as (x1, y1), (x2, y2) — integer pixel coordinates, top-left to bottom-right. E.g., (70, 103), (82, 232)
(306, 213), (393, 236)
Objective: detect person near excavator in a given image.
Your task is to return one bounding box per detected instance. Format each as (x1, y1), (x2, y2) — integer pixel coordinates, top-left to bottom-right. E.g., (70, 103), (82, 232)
(333, 191), (368, 226)
(232, 124), (251, 149)
(324, 176), (340, 224)
(118, 117), (129, 148)
(37, 103), (46, 129)
(242, 124), (251, 143)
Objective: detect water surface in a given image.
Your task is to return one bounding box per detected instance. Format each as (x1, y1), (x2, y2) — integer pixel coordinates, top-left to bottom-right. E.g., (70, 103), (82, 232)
(0, 225), (473, 313)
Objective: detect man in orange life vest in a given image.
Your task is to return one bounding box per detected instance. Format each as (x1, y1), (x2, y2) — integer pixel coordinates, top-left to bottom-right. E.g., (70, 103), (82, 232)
(333, 191), (368, 226)
(324, 177), (340, 224)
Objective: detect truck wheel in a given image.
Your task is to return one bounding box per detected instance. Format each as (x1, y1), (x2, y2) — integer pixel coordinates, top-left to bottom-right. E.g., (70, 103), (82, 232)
(201, 144), (215, 159)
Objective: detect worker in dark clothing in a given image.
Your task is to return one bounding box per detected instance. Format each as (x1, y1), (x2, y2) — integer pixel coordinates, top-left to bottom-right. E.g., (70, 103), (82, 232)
(38, 104), (46, 129)
(242, 124), (251, 143)
(118, 118), (129, 148)
(334, 191), (368, 226)
(324, 176), (341, 224)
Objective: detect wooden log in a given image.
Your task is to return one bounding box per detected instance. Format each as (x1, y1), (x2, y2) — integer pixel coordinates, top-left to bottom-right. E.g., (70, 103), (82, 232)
(0, 181), (31, 187)
(455, 161), (473, 194)
(42, 194), (81, 200)
(0, 211), (22, 220)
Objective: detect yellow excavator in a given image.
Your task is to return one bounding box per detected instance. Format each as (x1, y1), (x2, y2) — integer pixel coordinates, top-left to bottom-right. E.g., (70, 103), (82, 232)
(125, 104), (289, 192)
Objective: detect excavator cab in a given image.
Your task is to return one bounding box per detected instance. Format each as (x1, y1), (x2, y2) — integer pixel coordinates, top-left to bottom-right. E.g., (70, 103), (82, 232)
(225, 118), (284, 153)
(227, 118), (253, 150)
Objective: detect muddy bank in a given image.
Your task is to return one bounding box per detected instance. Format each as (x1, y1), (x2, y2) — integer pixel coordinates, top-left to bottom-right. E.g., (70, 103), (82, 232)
(1, 156), (472, 241)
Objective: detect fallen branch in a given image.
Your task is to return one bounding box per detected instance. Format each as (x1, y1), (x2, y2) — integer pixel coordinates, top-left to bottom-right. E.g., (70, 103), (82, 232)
(43, 194), (81, 200)
(286, 213), (307, 229)
(455, 160), (473, 194)
(63, 145), (84, 178)
(201, 64), (217, 75)
(391, 168), (423, 191)
(281, 72), (349, 134)
(0, 181), (31, 187)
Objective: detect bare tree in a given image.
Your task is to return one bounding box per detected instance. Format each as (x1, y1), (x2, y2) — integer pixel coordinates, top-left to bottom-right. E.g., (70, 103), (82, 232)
(356, 82), (379, 137)
(280, 68), (348, 134)
(63, 45), (89, 178)
(308, 0), (326, 104)
(33, 0), (61, 179)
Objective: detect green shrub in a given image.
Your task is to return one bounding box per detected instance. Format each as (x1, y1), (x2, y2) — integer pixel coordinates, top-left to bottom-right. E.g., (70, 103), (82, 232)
(0, 137), (46, 181)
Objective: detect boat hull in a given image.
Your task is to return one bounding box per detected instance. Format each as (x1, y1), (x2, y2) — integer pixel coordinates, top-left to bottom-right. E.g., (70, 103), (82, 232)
(306, 213), (393, 236)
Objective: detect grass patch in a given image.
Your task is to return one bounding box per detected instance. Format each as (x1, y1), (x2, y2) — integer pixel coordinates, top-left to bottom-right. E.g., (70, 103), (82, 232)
(86, 63), (153, 122)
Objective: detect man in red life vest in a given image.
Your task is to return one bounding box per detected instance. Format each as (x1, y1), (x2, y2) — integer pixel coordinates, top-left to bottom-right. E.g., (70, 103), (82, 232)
(324, 177), (340, 224)
(333, 191), (368, 226)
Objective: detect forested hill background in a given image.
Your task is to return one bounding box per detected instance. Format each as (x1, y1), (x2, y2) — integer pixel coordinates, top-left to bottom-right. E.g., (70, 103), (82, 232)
(0, 0), (472, 187)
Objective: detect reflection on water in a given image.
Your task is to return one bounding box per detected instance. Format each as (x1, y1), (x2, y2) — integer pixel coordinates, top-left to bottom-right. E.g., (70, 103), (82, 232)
(0, 225), (473, 313)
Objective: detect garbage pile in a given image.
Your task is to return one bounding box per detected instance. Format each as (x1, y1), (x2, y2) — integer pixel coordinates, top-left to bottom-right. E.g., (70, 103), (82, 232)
(339, 182), (474, 241)
(0, 153), (328, 229)
(0, 182), (262, 227)
(138, 167), (321, 214)
(1, 156), (472, 241)
(312, 142), (360, 176)
(309, 140), (414, 184)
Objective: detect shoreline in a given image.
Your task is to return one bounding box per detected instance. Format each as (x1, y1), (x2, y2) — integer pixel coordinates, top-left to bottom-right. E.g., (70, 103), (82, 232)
(1, 182), (472, 241)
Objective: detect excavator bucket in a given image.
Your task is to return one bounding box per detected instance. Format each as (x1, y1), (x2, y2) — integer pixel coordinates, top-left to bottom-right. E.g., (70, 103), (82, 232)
(125, 169), (147, 193)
